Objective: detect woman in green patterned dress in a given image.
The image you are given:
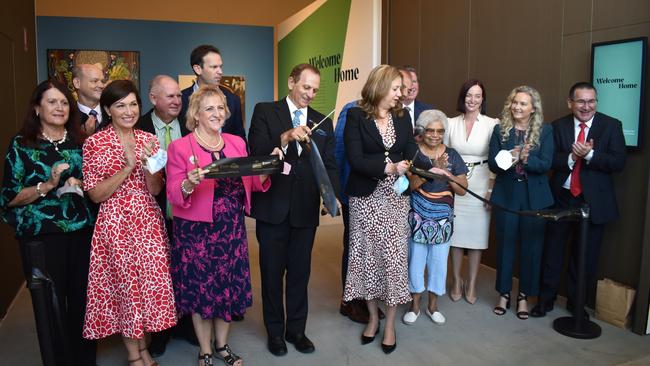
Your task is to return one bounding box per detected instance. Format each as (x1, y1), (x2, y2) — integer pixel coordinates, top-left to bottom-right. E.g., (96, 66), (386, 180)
(0, 80), (96, 366)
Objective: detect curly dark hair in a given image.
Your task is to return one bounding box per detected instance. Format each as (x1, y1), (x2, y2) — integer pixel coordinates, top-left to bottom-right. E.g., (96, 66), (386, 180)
(19, 79), (84, 148)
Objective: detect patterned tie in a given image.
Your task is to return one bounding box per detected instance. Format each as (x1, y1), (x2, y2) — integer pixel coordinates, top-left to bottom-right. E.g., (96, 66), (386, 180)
(164, 124), (173, 219)
(88, 110), (98, 130)
(292, 109), (302, 128)
(570, 123), (587, 197)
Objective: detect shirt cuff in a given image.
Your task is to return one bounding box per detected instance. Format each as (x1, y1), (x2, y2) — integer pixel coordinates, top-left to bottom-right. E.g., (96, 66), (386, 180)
(584, 149), (594, 163)
(567, 154), (576, 170)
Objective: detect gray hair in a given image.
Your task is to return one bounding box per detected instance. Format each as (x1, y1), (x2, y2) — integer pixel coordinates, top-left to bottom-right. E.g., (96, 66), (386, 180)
(416, 109), (448, 138)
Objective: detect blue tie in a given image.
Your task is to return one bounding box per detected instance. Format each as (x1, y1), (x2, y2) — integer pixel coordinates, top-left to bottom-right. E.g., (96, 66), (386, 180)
(292, 110), (302, 128)
(88, 110), (99, 130)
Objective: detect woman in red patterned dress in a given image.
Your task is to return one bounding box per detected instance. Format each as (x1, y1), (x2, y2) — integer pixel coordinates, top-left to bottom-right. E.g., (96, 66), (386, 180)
(82, 80), (176, 366)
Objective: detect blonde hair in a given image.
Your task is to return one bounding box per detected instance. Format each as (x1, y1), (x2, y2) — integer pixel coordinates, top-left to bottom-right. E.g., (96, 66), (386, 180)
(499, 85), (544, 148)
(359, 64), (404, 120)
(185, 85), (231, 131)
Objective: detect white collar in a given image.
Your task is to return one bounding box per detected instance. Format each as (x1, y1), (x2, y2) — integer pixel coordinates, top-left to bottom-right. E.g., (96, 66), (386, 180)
(286, 97), (308, 118)
(573, 115), (594, 129)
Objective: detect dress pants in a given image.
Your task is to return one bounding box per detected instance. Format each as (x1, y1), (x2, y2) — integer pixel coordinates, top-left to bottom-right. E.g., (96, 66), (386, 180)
(19, 228), (97, 366)
(494, 181), (546, 296)
(256, 218), (316, 338)
(539, 188), (605, 305)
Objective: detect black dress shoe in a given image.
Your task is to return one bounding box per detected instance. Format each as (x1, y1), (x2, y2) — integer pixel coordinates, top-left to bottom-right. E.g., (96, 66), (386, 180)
(381, 331), (396, 354)
(530, 301), (554, 318)
(267, 336), (288, 356)
(361, 323), (380, 345)
(285, 333), (315, 353)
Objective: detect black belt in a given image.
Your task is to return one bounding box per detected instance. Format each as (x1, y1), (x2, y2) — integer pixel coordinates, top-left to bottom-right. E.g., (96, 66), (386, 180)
(465, 160), (488, 167)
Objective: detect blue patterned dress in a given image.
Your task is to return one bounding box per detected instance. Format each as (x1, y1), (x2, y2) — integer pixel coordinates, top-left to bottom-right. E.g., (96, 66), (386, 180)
(170, 150), (252, 321)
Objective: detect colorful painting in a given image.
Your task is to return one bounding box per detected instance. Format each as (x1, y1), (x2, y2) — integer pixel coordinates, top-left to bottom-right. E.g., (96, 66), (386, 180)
(47, 49), (140, 99)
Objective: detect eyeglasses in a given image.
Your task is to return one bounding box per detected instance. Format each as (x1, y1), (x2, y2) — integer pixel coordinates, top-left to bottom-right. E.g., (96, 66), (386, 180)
(423, 128), (445, 136)
(571, 99), (597, 107)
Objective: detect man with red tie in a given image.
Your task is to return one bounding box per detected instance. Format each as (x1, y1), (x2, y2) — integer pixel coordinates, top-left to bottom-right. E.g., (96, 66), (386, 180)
(532, 82), (626, 318)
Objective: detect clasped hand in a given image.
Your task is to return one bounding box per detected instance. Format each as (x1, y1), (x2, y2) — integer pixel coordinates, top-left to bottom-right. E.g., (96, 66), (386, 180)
(572, 139), (593, 161)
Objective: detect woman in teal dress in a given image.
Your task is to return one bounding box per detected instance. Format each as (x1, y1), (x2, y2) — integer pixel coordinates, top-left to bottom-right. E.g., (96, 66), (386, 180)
(0, 80), (96, 365)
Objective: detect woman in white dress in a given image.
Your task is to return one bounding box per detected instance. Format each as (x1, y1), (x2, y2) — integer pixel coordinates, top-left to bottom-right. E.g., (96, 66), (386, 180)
(446, 80), (498, 304)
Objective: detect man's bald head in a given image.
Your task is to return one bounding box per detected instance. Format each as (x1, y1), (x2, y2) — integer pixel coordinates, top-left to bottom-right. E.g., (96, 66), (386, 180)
(72, 64), (105, 107)
(149, 75), (182, 123)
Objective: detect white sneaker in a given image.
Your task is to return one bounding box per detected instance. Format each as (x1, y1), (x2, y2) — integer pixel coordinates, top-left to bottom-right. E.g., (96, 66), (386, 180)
(426, 309), (446, 325)
(402, 310), (420, 325)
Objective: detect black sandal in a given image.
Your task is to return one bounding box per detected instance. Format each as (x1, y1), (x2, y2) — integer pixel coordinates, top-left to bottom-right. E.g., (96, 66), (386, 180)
(198, 352), (214, 366)
(493, 293), (511, 316)
(214, 343), (242, 366)
(516, 292), (529, 320)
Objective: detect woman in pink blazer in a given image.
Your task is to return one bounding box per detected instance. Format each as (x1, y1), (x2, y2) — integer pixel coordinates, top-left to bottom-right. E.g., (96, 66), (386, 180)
(166, 85), (276, 366)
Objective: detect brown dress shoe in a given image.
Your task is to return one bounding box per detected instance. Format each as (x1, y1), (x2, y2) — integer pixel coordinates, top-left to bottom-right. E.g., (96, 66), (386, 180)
(340, 300), (370, 323)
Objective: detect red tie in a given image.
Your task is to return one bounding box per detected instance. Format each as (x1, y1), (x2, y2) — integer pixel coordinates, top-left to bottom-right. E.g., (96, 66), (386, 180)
(570, 123), (587, 196)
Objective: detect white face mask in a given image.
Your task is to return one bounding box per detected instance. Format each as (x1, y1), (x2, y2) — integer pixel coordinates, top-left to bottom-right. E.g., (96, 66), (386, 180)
(495, 150), (514, 170)
(146, 149), (168, 174)
(393, 175), (410, 194)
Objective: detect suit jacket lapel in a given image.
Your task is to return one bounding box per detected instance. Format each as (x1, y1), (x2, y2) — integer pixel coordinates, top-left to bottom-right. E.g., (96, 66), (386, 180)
(362, 113), (385, 149)
(587, 113), (604, 142)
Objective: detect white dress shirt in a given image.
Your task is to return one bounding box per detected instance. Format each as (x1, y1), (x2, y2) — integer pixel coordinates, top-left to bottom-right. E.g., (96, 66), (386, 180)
(563, 116), (595, 189)
(77, 102), (102, 123)
(403, 101), (415, 128)
(284, 97), (308, 155)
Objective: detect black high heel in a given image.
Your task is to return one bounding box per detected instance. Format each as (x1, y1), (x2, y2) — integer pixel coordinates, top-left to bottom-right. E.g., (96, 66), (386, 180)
(493, 293), (511, 316)
(381, 331), (396, 354)
(516, 292), (529, 320)
(361, 321), (380, 345)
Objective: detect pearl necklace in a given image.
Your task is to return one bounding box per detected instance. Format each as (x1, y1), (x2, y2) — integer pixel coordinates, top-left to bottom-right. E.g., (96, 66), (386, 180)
(41, 129), (67, 152)
(194, 129), (222, 151)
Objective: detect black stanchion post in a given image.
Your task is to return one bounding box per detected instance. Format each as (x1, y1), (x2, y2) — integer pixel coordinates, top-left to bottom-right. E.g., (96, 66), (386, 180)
(26, 241), (59, 366)
(552, 205), (601, 339)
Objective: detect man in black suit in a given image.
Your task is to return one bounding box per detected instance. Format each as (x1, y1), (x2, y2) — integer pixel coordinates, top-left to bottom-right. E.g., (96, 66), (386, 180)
(136, 75), (194, 356)
(72, 64), (105, 134)
(180, 44), (246, 141)
(532, 82), (626, 318)
(248, 63), (339, 356)
(400, 66), (433, 127)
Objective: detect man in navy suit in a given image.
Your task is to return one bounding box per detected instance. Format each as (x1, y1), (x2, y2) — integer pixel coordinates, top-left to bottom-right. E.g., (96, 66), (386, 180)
(72, 64), (105, 134)
(532, 82), (626, 317)
(180, 45), (246, 141)
(401, 66), (433, 127)
(248, 63), (339, 356)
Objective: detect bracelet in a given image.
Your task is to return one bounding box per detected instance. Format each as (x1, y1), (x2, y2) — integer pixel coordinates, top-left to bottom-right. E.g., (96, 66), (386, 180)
(487, 189), (493, 193)
(36, 182), (46, 197)
(181, 179), (195, 195)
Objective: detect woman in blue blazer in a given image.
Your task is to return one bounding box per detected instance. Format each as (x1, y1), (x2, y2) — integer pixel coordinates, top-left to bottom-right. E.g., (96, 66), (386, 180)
(488, 85), (553, 319)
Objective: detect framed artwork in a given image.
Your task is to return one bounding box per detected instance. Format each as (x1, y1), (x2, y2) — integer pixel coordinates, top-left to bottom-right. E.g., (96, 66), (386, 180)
(178, 75), (246, 124)
(47, 49), (140, 99)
